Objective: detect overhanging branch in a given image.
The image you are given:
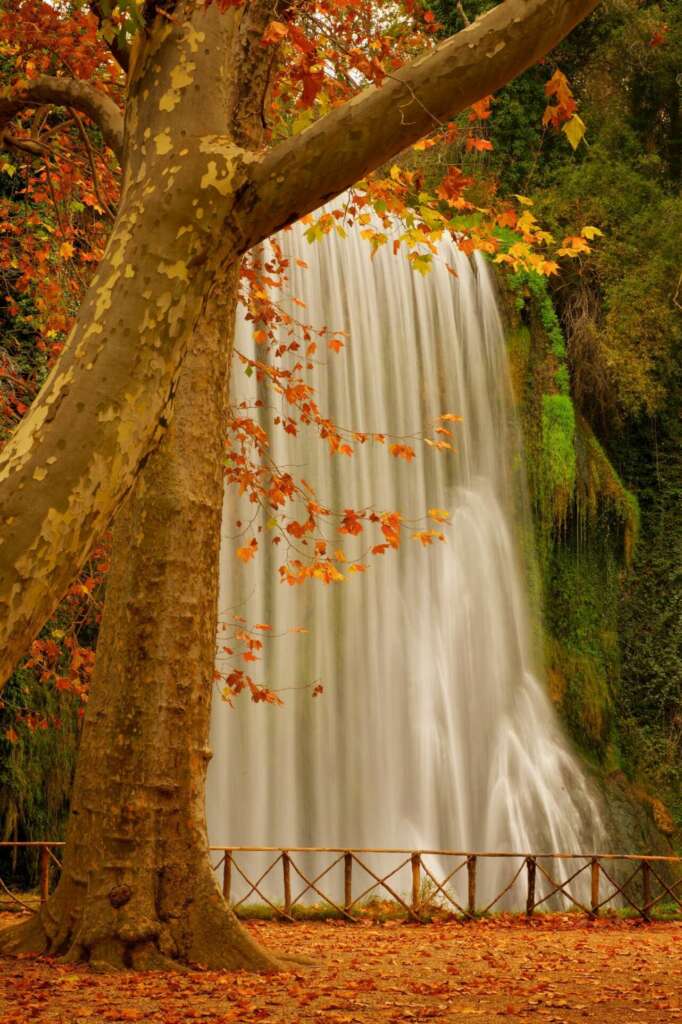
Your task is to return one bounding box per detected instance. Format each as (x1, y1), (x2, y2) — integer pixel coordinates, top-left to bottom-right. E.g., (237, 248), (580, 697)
(236, 0), (600, 247)
(0, 76), (124, 163)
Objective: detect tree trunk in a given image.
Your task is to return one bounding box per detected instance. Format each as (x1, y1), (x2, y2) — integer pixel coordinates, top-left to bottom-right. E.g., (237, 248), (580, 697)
(0, 266), (279, 970)
(1, 0), (284, 971)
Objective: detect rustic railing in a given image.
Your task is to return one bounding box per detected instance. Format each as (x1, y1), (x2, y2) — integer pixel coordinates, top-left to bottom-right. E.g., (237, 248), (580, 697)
(208, 847), (682, 922)
(1, 842), (680, 921)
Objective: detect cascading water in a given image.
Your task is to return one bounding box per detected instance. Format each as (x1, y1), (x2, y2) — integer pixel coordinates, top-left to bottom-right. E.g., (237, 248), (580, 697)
(207, 213), (603, 907)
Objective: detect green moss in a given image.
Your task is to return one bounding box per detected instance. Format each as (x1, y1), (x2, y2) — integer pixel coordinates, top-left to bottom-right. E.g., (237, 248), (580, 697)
(541, 394), (576, 526)
(507, 270), (568, 388)
(506, 326), (531, 403)
(543, 537), (622, 760)
(574, 420), (640, 565)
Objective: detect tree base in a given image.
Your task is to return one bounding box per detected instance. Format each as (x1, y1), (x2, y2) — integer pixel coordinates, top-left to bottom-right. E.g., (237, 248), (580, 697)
(0, 877), (283, 973)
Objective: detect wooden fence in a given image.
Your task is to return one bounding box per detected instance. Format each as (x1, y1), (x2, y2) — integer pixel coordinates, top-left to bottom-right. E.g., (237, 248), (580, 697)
(1, 842), (681, 922)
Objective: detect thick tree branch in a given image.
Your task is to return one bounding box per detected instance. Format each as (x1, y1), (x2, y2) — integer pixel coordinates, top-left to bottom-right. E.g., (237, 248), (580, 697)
(236, 0), (600, 246)
(0, 0), (598, 687)
(0, 76), (124, 163)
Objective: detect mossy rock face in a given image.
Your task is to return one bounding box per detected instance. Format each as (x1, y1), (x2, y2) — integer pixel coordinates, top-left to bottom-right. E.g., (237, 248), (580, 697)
(599, 774), (678, 859)
(548, 641), (612, 753)
(501, 268), (680, 848)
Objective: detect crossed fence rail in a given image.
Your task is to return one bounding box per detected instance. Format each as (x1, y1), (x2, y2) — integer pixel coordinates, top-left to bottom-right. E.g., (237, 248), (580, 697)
(1, 842), (680, 922)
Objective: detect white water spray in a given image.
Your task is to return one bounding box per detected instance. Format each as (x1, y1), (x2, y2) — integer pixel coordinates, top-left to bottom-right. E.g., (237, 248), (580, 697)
(207, 215), (602, 907)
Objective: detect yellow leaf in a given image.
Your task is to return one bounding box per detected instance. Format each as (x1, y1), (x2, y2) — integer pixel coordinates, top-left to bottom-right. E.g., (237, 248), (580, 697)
(412, 530), (445, 546)
(59, 241), (74, 259)
(581, 225), (604, 240)
(516, 210), (537, 235)
(514, 194), (534, 207)
(428, 508), (450, 523)
(413, 138), (437, 151)
(562, 114), (586, 150)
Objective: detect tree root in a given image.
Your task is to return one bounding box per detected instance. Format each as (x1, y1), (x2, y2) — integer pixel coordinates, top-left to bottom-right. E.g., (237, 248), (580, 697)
(0, 902), (287, 973)
(0, 877), (300, 973)
(0, 911), (49, 955)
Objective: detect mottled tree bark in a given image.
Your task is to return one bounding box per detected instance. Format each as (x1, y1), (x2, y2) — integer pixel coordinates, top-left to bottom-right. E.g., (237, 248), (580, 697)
(0, 0), (282, 971)
(0, 271), (280, 970)
(0, 0), (602, 683)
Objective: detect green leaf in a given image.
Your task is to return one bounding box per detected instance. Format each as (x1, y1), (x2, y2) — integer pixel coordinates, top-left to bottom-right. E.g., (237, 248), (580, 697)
(409, 252), (433, 276)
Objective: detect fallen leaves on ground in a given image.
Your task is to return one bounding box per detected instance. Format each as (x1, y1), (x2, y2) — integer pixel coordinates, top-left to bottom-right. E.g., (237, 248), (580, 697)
(0, 914), (680, 1023)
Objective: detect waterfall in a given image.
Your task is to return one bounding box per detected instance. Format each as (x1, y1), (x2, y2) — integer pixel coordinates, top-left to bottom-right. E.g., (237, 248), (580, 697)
(206, 214), (603, 908)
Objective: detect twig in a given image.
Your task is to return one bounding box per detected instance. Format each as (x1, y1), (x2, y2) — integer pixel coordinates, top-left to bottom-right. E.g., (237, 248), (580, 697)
(69, 107), (116, 220)
(0, 130), (51, 157)
(456, 1), (471, 26)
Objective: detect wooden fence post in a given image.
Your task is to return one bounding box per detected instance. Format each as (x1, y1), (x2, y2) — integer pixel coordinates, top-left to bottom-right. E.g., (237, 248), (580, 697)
(222, 850), (232, 903)
(641, 860), (651, 922)
(411, 852), (421, 913)
(344, 852), (353, 913)
(282, 851), (292, 917)
(525, 857), (536, 918)
(590, 858), (600, 918)
(39, 845), (50, 904)
(467, 855), (477, 916)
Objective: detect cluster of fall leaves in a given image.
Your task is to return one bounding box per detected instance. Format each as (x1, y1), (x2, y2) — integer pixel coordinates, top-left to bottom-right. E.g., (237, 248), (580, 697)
(1, 914), (680, 1022)
(0, 0), (605, 728)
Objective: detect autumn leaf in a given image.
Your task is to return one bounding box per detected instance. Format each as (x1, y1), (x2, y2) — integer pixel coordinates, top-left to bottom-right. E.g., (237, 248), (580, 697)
(340, 510), (363, 535)
(413, 137), (437, 151)
(562, 113), (586, 150)
(649, 24), (669, 47)
(466, 136), (493, 153)
(545, 68), (573, 105)
(59, 241), (74, 259)
(428, 508), (450, 523)
(389, 443), (415, 461)
(412, 529), (445, 546)
(262, 20), (288, 44)
(469, 95), (493, 121)
(236, 539), (258, 562)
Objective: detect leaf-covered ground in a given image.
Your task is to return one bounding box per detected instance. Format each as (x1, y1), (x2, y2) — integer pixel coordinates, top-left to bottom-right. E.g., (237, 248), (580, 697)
(0, 914), (680, 1022)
